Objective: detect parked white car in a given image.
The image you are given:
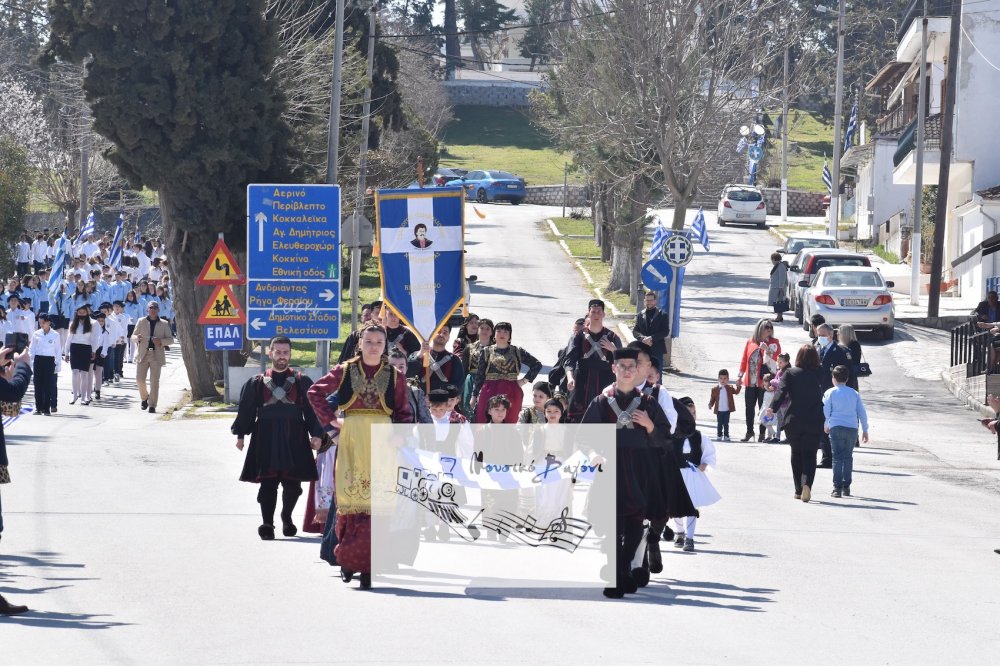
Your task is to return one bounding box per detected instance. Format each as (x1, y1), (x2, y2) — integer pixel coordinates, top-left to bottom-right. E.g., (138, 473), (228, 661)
(717, 184), (767, 228)
(800, 266), (896, 340)
(778, 233), (838, 265)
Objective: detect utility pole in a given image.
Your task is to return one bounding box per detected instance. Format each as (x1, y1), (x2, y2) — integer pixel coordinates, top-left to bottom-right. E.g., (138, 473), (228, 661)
(351, 4), (377, 339)
(320, 0), (346, 373)
(828, 0), (846, 237)
(910, 0), (929, 306)
(928, 0), (962, 317)
(781, 45), (790, 223)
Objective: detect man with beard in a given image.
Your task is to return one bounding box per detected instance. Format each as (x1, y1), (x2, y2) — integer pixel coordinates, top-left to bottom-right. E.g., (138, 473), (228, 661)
(232, 336), (325, 540)
(407, 325), (466, 395)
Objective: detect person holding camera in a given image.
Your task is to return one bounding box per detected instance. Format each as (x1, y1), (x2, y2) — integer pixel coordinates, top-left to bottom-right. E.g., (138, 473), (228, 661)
(0, 344), (32, 615)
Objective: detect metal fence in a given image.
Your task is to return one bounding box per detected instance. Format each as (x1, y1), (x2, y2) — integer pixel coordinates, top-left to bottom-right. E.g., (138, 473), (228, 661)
(951, 320), (990, 377)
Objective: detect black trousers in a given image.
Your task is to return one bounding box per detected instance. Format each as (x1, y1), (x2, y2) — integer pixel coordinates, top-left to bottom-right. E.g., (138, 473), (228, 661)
(115, 343), (126, 376)
(32, 355), (57, 413)
(788, 430), (821, 493)
(614, 515), (644, 587)
(257, 478), (303, 525)
(744, 386), (765, 435)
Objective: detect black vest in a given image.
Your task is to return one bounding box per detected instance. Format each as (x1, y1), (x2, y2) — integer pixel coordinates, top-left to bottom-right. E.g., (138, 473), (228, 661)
(673, 431), (703, 467)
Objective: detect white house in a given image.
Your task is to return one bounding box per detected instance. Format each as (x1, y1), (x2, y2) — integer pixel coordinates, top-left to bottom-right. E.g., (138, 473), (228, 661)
(850, 0), (1000, 297)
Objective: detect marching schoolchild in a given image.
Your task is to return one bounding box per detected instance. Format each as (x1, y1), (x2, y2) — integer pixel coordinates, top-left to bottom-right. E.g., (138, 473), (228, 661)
(671, 397), (720, 552)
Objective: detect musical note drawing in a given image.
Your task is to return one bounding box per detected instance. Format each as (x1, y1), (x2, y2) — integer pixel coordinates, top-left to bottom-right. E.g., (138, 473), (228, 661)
(481, 509), (592, 553)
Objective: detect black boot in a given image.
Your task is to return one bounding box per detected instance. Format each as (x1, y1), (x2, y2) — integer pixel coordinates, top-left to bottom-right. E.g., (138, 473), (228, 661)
(258, 524), (275, 540)
(340, 568), (354, 583)
(648, 535), (663, 574)
(759, 425), (766, 442)
(359, 572), (372, 590)
(0, 594), (28, 615)
(279, 483), (302, 537)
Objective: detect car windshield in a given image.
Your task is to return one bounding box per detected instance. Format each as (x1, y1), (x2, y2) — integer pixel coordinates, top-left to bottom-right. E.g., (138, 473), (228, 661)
(726, 189), (763, 202)
(785, 238), (837, 253)
(822, 271), (884, 287)
(488, 171), (517, 179)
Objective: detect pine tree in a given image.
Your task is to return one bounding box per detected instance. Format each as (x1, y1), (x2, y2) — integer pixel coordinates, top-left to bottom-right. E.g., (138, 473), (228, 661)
(44, 0), (294, 398)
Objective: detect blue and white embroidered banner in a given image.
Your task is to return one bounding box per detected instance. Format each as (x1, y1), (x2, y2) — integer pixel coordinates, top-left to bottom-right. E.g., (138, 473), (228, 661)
(375, 187), (465, 342)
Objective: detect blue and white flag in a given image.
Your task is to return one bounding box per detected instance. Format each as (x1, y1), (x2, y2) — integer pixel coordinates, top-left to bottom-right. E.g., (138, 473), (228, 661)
(109, 213), (125, 269)
(375, 187), (465, 342)
(691, 207), (710, 252)
(747, 159), (759, 185)
(47, 232), (69, 304)
(76, 211), (95, 242)
(735, 136), (747, 153)
(2, 404), (34, 430)
(756, 133), (766, 148)
(844, 101), (858, 152)
(822, 158), (833, 194)
(649, 222), (668, 259)
(655, 230), (687, 339)
(133, 226), (141, 245)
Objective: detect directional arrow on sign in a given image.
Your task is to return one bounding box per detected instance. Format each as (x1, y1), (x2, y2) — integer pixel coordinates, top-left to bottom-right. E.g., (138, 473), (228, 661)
(320, 289), (336, 302)
(251, 318), (266, 331)
(255, 211), (267, 251)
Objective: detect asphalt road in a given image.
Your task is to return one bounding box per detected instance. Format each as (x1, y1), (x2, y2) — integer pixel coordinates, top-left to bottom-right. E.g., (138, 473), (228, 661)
(2, 203), (999, 664)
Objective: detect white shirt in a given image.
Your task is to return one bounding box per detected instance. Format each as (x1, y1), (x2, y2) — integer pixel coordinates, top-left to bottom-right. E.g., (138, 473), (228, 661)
(83, 241), (100, 259)
(9, 309), (35, 335)
(135, 252), (151, 278)
(32, 240), (47, 262)
(107, 312), (127, 343)
(602, 380), (678, 431)
(93, 320), (112, 355)
(64, 320), (102, 354)
(30, 328), (62, 363)
(683, 433), (717, 467)
(16, 242), (30, 263)
(717, 383), (731, 412)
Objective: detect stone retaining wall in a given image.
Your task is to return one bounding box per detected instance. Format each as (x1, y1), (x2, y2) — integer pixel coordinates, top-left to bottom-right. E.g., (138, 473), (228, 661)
(524, 184), (589, 207)
(761, 189), (827, 216)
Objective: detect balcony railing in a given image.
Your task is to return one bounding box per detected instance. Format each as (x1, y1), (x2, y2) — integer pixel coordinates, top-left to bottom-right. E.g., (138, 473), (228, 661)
(893, 113), (942, 167)
(877, 101), (917, 136)
(898, 0), (952, 40)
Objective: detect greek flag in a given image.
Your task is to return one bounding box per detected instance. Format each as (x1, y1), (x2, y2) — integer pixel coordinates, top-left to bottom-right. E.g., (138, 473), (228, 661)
(2, 404), (34, 429)
(375, 187), (465, 342)
(649, 222), (668, 259)
(47, 233), (69, 304)
(691, 207), (710, 252)
(735, 136), (747, 153)
(109, 213), (125, 269)
(76, 211), (95, 242)
(822, 158), (833, 194)
(844, 101), (858, 152)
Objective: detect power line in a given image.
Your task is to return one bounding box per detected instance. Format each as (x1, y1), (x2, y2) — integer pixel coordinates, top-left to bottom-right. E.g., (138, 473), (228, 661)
(0, 1), (48, 21)
(390, 41), (551, 87)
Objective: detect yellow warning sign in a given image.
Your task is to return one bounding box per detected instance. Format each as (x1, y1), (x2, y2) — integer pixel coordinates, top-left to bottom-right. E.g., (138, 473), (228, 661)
(197, 239), (244, 285)
(197, 284), (245, 325)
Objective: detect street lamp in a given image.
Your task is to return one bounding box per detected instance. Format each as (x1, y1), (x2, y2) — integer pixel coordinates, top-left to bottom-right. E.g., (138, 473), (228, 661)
(818, 1), (847, 238)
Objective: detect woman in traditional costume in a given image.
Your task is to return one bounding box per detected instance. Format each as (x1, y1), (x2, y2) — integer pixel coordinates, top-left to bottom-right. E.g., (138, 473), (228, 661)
(307, 324), (413, 589)
(459, 318), (493, 416)
(470, 322), (542, 424)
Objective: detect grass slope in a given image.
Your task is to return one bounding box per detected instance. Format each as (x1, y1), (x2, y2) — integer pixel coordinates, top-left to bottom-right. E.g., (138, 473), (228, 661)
(440, 105), (581, 186)
(767, 108), (836, 192)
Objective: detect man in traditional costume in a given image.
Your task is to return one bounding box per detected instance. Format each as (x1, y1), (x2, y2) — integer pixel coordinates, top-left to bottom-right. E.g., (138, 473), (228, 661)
(566, 300), (622, 422)
(307, 324), (413, 589)
(232, 336), (324, 540)
(407, 325), (466, 395)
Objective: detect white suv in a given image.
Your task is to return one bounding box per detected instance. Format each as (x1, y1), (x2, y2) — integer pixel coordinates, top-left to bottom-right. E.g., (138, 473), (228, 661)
(718, 184), (767, 228)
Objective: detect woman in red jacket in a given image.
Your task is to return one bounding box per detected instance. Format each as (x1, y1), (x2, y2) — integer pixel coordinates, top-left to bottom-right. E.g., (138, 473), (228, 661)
(737, 318), (781, 441)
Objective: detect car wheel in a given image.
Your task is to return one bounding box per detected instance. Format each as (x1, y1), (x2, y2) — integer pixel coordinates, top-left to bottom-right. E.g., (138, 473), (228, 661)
(511, 198), (522, 205)
(719, 220), (727, 227)
(476, 189), (488, 204)
(882, 325), (895, 340)
(756, 222), (766, 229)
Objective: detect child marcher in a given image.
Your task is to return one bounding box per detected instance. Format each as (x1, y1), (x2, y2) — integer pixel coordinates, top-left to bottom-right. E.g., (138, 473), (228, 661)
(671, 397), (720, 552)
(770, 353), (792, 442)
(822, 364), (870, 498)
(759, 373), (779, 442)
(708, 369), (740, 441)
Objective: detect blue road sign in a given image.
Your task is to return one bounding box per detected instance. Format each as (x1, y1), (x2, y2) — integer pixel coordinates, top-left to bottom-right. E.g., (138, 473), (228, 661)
(204, 324), (244, 351)
(247, 184), (341, 340)
(748, 144), (763, 162)
(641, 258), (674, 291)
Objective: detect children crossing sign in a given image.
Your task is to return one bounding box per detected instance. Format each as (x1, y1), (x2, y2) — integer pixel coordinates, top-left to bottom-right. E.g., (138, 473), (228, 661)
(196, 239), (244, 285)
(197, 284), (245, 325)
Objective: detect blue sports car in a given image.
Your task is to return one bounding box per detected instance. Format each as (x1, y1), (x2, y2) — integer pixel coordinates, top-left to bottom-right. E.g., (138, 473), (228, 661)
(459, 170), (526, 205)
